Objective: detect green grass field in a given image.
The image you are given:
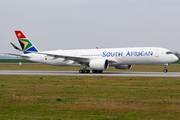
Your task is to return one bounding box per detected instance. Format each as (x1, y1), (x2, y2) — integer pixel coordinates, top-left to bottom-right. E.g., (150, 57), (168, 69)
(0, 59), (180, 72)
(0, 60), (180, 119)
(0, 59), (36, 63)
(1, 75), (180, 119)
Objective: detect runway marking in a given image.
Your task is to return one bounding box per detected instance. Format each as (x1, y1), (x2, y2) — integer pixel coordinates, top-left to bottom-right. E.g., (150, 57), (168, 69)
(0, 70), (180, 77)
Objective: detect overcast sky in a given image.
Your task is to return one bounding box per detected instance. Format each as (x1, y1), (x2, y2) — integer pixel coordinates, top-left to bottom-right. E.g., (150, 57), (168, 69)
(1, 0), (180, 55)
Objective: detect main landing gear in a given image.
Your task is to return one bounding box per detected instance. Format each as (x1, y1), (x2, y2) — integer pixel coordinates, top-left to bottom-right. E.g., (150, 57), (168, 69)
(79, 69), (90, 73)
(164, 64), (168, 73)
(92, 70), (103, 73)
(79, 69), (103, 73)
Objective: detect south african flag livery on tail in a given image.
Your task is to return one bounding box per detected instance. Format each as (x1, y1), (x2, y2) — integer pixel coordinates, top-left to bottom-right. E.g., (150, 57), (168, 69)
(14, 30), (39, 54)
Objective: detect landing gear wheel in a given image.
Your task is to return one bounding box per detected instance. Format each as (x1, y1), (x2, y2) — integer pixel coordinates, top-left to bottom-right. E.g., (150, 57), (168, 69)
(164, 69), (168, 73)
(92, 70), (103, 73)
(79, 69), (90, 73)
(79, 70), (84, 73)
(85, 70), (90, 73)
(97, 70), (103, 73)
(92, 70), (96, 73)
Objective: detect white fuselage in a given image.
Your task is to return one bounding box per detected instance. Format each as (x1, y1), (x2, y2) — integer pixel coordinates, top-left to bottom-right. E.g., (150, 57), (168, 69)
(22, 47), (178, 67)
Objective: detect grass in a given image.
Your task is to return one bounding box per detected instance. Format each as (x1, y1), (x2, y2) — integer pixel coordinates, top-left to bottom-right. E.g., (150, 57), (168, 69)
(0, 64), (180, 72)
(0, 59), (180, 72)
(0, 75), (180, 119)
(0, 61), (180, 119)
(0, 59), (35, 63)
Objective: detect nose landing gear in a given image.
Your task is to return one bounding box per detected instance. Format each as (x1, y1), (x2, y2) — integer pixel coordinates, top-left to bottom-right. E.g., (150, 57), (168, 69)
(164, 64), (168, 73)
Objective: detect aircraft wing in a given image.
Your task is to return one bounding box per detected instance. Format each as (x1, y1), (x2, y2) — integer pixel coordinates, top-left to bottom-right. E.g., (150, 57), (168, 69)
(30, 52), (118, 64)
(5, 53), (31, 58)
(30, 52), (90, 63)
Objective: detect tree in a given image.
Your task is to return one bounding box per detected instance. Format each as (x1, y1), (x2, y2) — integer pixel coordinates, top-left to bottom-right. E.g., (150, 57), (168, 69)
(173, 51), (180, 59)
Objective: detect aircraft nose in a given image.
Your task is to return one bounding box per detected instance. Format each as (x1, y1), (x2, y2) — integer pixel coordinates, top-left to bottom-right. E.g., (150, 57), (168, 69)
(172, 55), (179, 62)
(175, 56), (179, 61)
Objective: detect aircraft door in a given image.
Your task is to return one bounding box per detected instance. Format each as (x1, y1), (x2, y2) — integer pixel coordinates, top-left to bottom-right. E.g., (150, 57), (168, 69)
(40, 55), (45, 61)
(155, 50), (159, 57)
(122, 51), (126, 58)
(74, 52), (78, 56)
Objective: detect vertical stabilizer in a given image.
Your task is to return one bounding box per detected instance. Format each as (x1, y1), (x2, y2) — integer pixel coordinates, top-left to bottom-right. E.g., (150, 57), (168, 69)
(14, 30), (39, 54)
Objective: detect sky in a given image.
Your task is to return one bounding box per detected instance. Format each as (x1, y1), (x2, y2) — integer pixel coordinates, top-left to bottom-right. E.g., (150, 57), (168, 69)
(1, 0), (180, 55)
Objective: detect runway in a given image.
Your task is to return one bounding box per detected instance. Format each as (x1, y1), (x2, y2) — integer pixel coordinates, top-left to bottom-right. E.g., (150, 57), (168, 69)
(0, 70), (180, 77)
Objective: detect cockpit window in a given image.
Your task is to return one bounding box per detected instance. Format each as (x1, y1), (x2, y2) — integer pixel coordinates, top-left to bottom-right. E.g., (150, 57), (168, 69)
(166, 51), (173, 54)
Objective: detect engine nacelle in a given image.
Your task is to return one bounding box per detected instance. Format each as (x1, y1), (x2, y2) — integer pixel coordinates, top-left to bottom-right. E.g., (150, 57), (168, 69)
(114, 65), (132, 70)
(89, 59), (109, 70)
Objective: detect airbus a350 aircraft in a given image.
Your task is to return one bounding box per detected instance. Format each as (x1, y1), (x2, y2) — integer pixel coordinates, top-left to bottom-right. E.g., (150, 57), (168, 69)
(7, 30), (178, 73)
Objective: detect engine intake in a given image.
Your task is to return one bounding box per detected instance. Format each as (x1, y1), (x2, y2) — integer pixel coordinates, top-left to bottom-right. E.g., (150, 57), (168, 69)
(89, 59), (109, 70)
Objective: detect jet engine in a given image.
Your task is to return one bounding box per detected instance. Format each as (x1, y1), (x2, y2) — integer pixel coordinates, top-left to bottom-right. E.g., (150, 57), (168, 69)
(114, 65), (132, 70)
(89, 59), (109, 70)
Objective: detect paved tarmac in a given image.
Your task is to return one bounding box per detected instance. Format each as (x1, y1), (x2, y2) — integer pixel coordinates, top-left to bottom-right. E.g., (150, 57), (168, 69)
(0, 70), (180, 77)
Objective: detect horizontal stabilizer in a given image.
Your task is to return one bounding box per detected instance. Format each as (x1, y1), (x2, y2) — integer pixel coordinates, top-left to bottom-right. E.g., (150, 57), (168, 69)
(10, 42), (23, 51)
(5, 53), (31, 58)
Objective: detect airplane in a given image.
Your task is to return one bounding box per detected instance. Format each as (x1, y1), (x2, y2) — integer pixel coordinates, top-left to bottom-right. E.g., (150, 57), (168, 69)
(6, 30), (178, 73)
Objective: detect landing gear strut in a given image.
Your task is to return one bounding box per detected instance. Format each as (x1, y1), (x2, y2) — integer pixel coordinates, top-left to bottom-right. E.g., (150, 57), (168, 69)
(164, 64), (168, 73)
(79, 63), (90, 73)
(79, 63), (104, 73)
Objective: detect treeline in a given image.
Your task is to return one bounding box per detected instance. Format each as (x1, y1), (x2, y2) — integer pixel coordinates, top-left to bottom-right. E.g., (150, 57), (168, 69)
(174, 59), (180, 64)
(0, 59), (36, 63)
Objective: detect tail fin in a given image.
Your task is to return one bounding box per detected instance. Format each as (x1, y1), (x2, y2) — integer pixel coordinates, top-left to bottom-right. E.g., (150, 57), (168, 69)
(14, 30), (39, 54)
